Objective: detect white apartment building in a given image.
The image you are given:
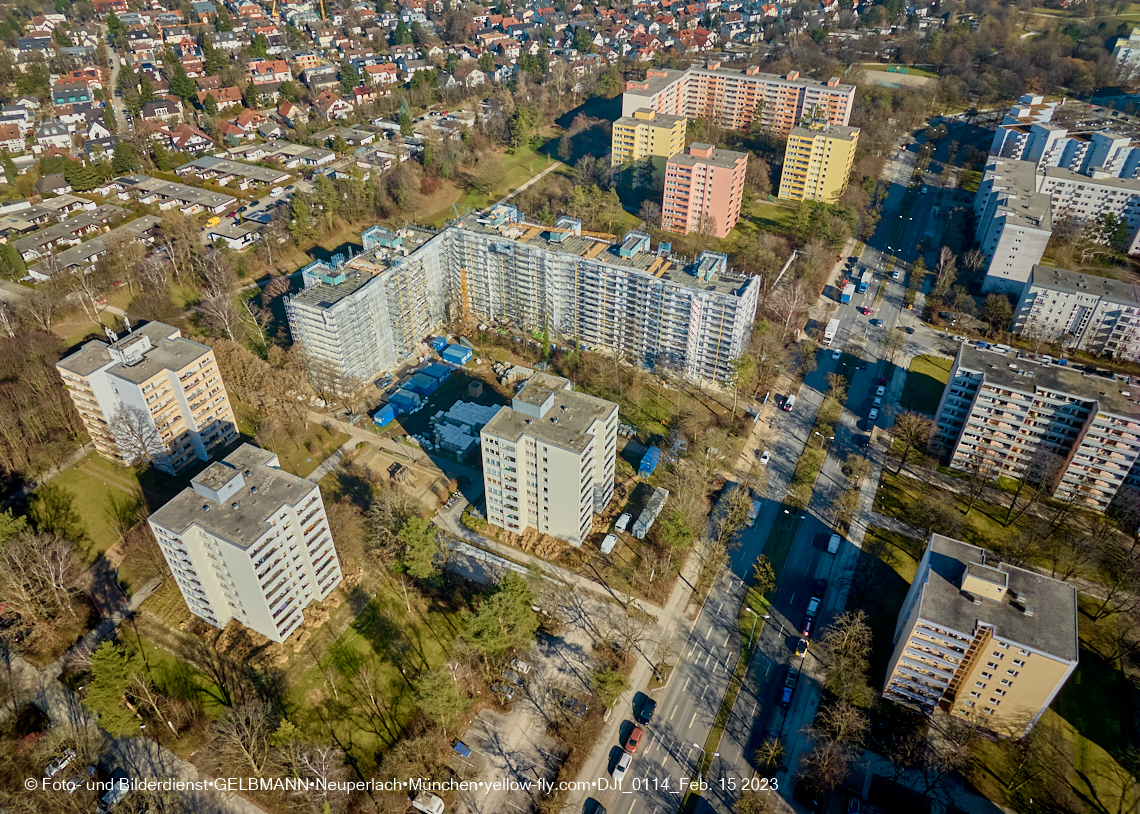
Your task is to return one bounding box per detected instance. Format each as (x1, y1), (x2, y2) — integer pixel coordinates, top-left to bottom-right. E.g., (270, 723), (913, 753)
(1113, 28), (1140, 79)
(1013, 265), (1140, 361)
(480, 374), (618, 546)
(933, 345), (1140, 513)
(147, 444), (343, 643)
(56, 322), (237, 474)
(989, 94), (1062, 160)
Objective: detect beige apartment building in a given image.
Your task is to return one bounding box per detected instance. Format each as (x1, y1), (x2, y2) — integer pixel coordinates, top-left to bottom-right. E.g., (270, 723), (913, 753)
(777, 121), (860, 204)
(480, 374), (618, 546)
(884, 535), (1078, 737)
(610, 108), (687, 169)
(56, 322), (237, 474)
(622, 63), (855, 137)
(147, 444), (343, 643)
(933, 344), (1140, 512)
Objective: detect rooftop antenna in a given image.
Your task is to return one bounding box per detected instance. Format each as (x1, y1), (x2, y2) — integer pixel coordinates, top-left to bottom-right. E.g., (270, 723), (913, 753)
(123, 316), (131, 334)
(104, 326), (117, 343)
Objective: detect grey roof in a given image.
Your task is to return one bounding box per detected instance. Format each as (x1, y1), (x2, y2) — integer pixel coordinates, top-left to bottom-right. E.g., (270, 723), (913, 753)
(1028, 264), (1140, 305)
(629, 65), (854, 97)
(918, 535), (1078, 663)
(614, 108), (686, 129)
(788, 122), (860, 142)
(985, 158), (1053, 230)
(670, 143), (748, 170)
(955, 344), (1139, 418)
(56, 321), (210, 381)
(150, 444), (316, 550)
(482, 375), (616, 454)
(288, 269), (379, 309)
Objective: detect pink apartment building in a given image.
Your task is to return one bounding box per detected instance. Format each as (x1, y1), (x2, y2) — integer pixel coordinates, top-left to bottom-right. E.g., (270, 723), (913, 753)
(662, 143), (748, 239)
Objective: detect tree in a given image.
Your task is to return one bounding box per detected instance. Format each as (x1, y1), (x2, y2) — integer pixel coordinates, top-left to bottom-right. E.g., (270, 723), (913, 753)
(398, 516), (440, 580)
(340, 61), (361, 94)
(462, 572), (538, 659)
(415, 668), (469, 737)
(817, 610), (873, 705)
(109, 405), (164, 467)
(590, 667), (630, 707)
(392, 19), (413, 45)
(638, 199), (661, 229)
(215, 701), (275, 777)
(753, 554), (775, 596)
(728, 354), (756, 417)
(772, 279), (810, 339)
(102, 105), (117, 134)
(509, 103), (541, 148)
(1004, 450), (1062, 526)
(0, 527), (80, 628)
(960, 446), (1000, 515)
(479, 51), (495, 72)
(981, 294), (1013, 335)
(111, 141), (138, 174)
(168, 63), (196, 104)
(932, 246), (957, 301)
(242, 81), (258, 109)
(734, 791), (773, 814)
(892, 411), (935, 474)
(84, 642), (144, 736)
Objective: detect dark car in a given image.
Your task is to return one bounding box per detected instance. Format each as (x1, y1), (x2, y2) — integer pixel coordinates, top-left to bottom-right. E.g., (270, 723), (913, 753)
(813, 580), (826, 598)
(801, 617), (814, 638)
(904, 326), (915, 334)
(587, 799), (607, 814)
(870, 319), (883, 327)
(637, 697), (657, 725)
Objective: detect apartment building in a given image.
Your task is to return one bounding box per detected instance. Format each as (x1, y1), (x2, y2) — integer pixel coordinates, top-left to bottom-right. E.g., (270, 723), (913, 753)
(621, 63), (854, 137)
(989, 94), (1062, 160)
(777, 121), (860, 204)
(1113, 28), (1140, 79)
(480, 373), (617, 545)
(933, 344), (1140, 513)
(884, 534), (1078, 738)
(284, 225), (447, 381)
(1013, 265), (1140, 361)
(662, 143), (748, 238)
(610, 107), (687, 169)
(56, 322), (237, 475)
(147, 444), (343, 643)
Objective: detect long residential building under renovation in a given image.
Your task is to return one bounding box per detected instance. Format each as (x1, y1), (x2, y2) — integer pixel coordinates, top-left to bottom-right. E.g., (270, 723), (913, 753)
(284, 207), (762, 384)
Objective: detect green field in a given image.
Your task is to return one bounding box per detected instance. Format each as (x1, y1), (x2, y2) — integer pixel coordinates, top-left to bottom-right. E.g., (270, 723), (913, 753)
(28, 452), (145, 560)
(900, 354), (952, 415)
(857, 63), (940, 79)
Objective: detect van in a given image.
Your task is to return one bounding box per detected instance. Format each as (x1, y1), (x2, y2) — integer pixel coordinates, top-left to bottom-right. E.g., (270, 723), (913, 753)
(269, 186), (284, 197)
(205, 216), (220, 227)
(827, 534), (841, 554)
(614, 513), (632, 533)
(783, 394), (796, 412)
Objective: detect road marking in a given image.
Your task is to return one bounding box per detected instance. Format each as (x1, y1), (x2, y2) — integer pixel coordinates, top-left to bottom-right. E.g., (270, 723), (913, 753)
(790, 591), (796, 602)
(750, 702), (758, 718)
(670, 703), (679, 719)
(717, 601), (724, 615)
(704, 652), (712, 667)
(689, 712), (697, 729)
(682, 676), (691, 693)
(704, 626), (712, 640)
(725, 653), (733, 669)
(627, 800), (636, 814)
(723, 634), (729, 647)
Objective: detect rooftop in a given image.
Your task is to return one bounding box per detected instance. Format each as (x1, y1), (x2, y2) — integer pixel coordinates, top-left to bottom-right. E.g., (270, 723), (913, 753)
(1028, 264), (1140, 305)
(669, 143), (748, 170)
(918, 535), (1078, 663)
(149, 444), (318, 550)
(985, 157), (1053, 230)
(287, 269), (379, 310)
(788, 122), (861, 142)
(627, 65), (855, 98)
(956, 344), (1139, 419)
(482, 374), (616, 454)
(56, 321), (212, 382)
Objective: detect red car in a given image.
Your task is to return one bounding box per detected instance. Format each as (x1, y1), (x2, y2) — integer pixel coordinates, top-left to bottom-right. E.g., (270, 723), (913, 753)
(860, 307), (871, 315)
(625, 726), (644, 753)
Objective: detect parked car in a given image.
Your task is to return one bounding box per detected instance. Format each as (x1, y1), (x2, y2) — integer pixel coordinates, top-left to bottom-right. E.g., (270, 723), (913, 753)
(869, 408), (879, 421)
(758, 450), (770, 465)
(612, 751), (632, 782)
(801, 616), (814, 638)
(870, 319), (883, 327)
(875, 385), (886, 397)
(813, 579), (826, 598)
(625, 726), (644, 753)
(904, 326), (914, 334)
(614, 513), (632, 533)
(452, 741), (472, 759)
(795, 638), (808, 657)
(637, 697), (657, 724)
(831, 349), (840, 360)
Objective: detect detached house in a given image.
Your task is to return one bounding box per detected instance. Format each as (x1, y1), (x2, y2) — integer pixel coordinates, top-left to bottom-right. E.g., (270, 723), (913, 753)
(277, 100), (308, 126)
(0, 122), (24, 153)
(312, 91), (353, 120)
(35, 121), (71, 150)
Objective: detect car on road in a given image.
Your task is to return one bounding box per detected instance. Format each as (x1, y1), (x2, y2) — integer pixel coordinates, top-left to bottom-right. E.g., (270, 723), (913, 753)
(813, 579), (826, 597)
(612, 751), (632, 781)
(869, 408), (879, 421)
(615, 512), (632, 533)
(801, 617), (814, 638)
(226, 211), (237, 218)
(875, 385), (886, 397)
(831, 349), (841, 360)
(953, 335), (967, 343)
(236, 205), (247, 213)
(860, 307), (872, 315)
(891, 270), (901, 280)
(637, 697), (657, 724)
(795, 638), (808, 657)
(587, 800), (607, 814)
(758, 450), (770, 465)
(904, 326), (915, 334)
(870, 319), (883, 327)
(625, 726), (644, 753)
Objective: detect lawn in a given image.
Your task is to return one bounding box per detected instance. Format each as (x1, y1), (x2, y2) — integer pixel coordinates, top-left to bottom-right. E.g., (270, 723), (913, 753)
(847, 525), (923, 682)
(27, 452), (145, 561)
(899, 354), (952, 415)
(273, 424), (350, 479)
(857, 63), (939, 79)
(958, 169), (982, 194)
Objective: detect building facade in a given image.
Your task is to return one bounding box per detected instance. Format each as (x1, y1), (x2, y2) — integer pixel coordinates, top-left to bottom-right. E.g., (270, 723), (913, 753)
(1113, 28), (1140, 79)
(480, 374), (617, 546)
(147, 444), (343, 643)
(56, 322), (237, 474)
(1013, 265), (1140, 361)
(610, 107), (686, 169)
(933, 345), (1140, 513)
(777, 121), (860, 203)
(884, 534), (1078, 737)
(662, 143), (747, 238)
(621, 63), (854, 137)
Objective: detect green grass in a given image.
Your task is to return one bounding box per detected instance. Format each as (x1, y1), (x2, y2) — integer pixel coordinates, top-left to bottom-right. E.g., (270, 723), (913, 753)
(857, 63), (939, 78)
(274, 425), (351, 479)
(28, 452), (144, 560)
(122, 630), (229, 718)
(959, 169), (982, 194)
(899, 354), (952, 415)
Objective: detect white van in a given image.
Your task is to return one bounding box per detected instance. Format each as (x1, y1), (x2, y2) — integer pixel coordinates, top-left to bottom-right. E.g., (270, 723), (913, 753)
(784, 394), (796, 412)
(614, 513), (632, 533)
(269, 186), (284, 198)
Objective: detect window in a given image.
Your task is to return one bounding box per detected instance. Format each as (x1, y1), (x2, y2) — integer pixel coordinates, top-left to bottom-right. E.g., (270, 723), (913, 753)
(963, 700), (975, 707)
(1018, 647), (1030, 655)
(974, 681), (985, 688)
(989, 698), (1002, 706)
(991, 651), (1004, 659)
(1012, 658), (1026, 667)
(981, 671), (993, 679)
(1000, 679), (1013, 687)
(969, 691), (981, 698)
(1007, 669), (1019, 677)
(986, 661), (999, 669)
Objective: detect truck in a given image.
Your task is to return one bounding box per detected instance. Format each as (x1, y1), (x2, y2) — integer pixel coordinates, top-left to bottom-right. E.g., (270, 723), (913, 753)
(781, 667), (799, 706)
(827, 533), (841, 554)
(840, 282), (856, 303)
(823, 318), (840, 346)
(858, 270), (873, 294)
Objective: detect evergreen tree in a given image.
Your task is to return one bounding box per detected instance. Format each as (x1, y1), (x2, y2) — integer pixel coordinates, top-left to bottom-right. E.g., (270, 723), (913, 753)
(462, 573), (538, 658)
(203, 92), (219, 116)
(243, 81), (259, 109)
(169, 64), (197, 104)
(399, 108), (413, 136)
(478, 51), (494, 72)
(392, 18), (413, 44)
(1, 149), (15, 184)
(102, 106), (117, 134)
(215, 7), (234, 30)
(84, 642), (143, 737)
(138, 73), (155, 104)
(340, 61), (361, 94)
(152, 142), (174, 171)
(111, 142), (138, 174)
(249, 32), (269, 59)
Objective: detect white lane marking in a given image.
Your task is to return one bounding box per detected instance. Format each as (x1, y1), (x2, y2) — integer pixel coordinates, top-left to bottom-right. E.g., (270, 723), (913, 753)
(627, 800), (636, 814)
(689, 712), (697, 729)
(723, 634), (729, 648)
(682, 676), (691, 693)
(704, 652), (712, 667)
(670, 703), (679, 720)
(717, 601), (724, 615)
(704, 626), (712, 640)
(725, 653), (733, 669)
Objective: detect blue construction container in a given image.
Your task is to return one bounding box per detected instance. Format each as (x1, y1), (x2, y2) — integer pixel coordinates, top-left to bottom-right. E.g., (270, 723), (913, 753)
(442, 344), (473, 365)
(409, 373), (440, 396)
(389, 389), (421, 413)
(430, 336), (448, 352)
(372, 404), (396, 427)
(422, 362), (452, 382)
(639, 446), (661, 478)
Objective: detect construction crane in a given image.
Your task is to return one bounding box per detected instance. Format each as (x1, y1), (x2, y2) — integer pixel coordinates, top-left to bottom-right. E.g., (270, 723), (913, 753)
(269, 0), (277, 18)
(319, 0), (326, 18)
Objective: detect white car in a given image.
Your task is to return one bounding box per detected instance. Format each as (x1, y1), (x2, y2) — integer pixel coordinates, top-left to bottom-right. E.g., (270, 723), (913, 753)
(600, 534), (618, 554)
(831, 350), (841, 360)
(873, 397), (882, 408)
(612, 751), (632, 781)
(869, 408), (879, 421)
(614, 512), (632, 533)
(891, 270), (901, 280)
(875, 385), (886, 397)
(759, 450), (771, 465)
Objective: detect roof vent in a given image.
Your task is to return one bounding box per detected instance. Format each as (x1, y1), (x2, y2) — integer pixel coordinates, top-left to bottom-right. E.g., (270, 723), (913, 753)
(1023, 604), (1035, 617)
(231, 502), (239, 509)
(203, 504), (210, 512)
(250, 486), (258, 493)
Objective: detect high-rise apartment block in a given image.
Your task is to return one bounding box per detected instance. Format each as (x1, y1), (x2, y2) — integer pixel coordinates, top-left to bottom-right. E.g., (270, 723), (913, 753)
(56, 322), (237, 474)
(777, 121), (860, 203)
(933, 345), (1140, 513)
(662, 143), (747, 238)
(147, 444), (343, 643)
(285, 208), (761, 384)
(610, 108), (687, 168)
(884, 534), (1078, 737)
(1113, 29), (1140, 79)
(622, 64), (854, 137)
(480, 374), (617, 546)
(1013, 265), (1140, 361)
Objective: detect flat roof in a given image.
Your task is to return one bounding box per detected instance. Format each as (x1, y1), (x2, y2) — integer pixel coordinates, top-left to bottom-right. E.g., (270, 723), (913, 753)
(149, 444), (318, 550)
(180, 156), (290, 183)
(628, 65), (855, 98)
(956, 344), (1138, 418)
(670, 144), (747, 170)
(56, 321), (211, 381)
(788, 123), (860, 142)
(1029, 264), (1140, 305)
(919, 535), (1078, 663)
(986, 158), (1052, 229)
(288, 269), (379, 309)
(615, 108), (686, 128)
(483, 376), (615, 454)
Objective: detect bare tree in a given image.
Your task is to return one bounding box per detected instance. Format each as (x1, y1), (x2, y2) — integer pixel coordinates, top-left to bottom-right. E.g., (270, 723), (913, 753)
(0, 301), (15, 338)
(0, 531), (81, 626)
(933, 246), (957, 300)
(960, 446), (1001, 515)
(817, 610), (873, 705)
(892, 411), (935, 474)
(109, 404), (164, 467)
(65, 265), (114, 325)
(19, 280), (67, 333)
(1005, 451), (1063, 526)
(214, 701), (275, 778)
(771, 279), (810, 339)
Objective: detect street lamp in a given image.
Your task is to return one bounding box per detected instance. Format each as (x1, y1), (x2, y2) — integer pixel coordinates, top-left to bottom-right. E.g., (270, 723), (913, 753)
(693, 743), (720, 774)
(745, 606), (759, 650)
(783, 509), (806, 519)
(814, 432), (835, 449)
